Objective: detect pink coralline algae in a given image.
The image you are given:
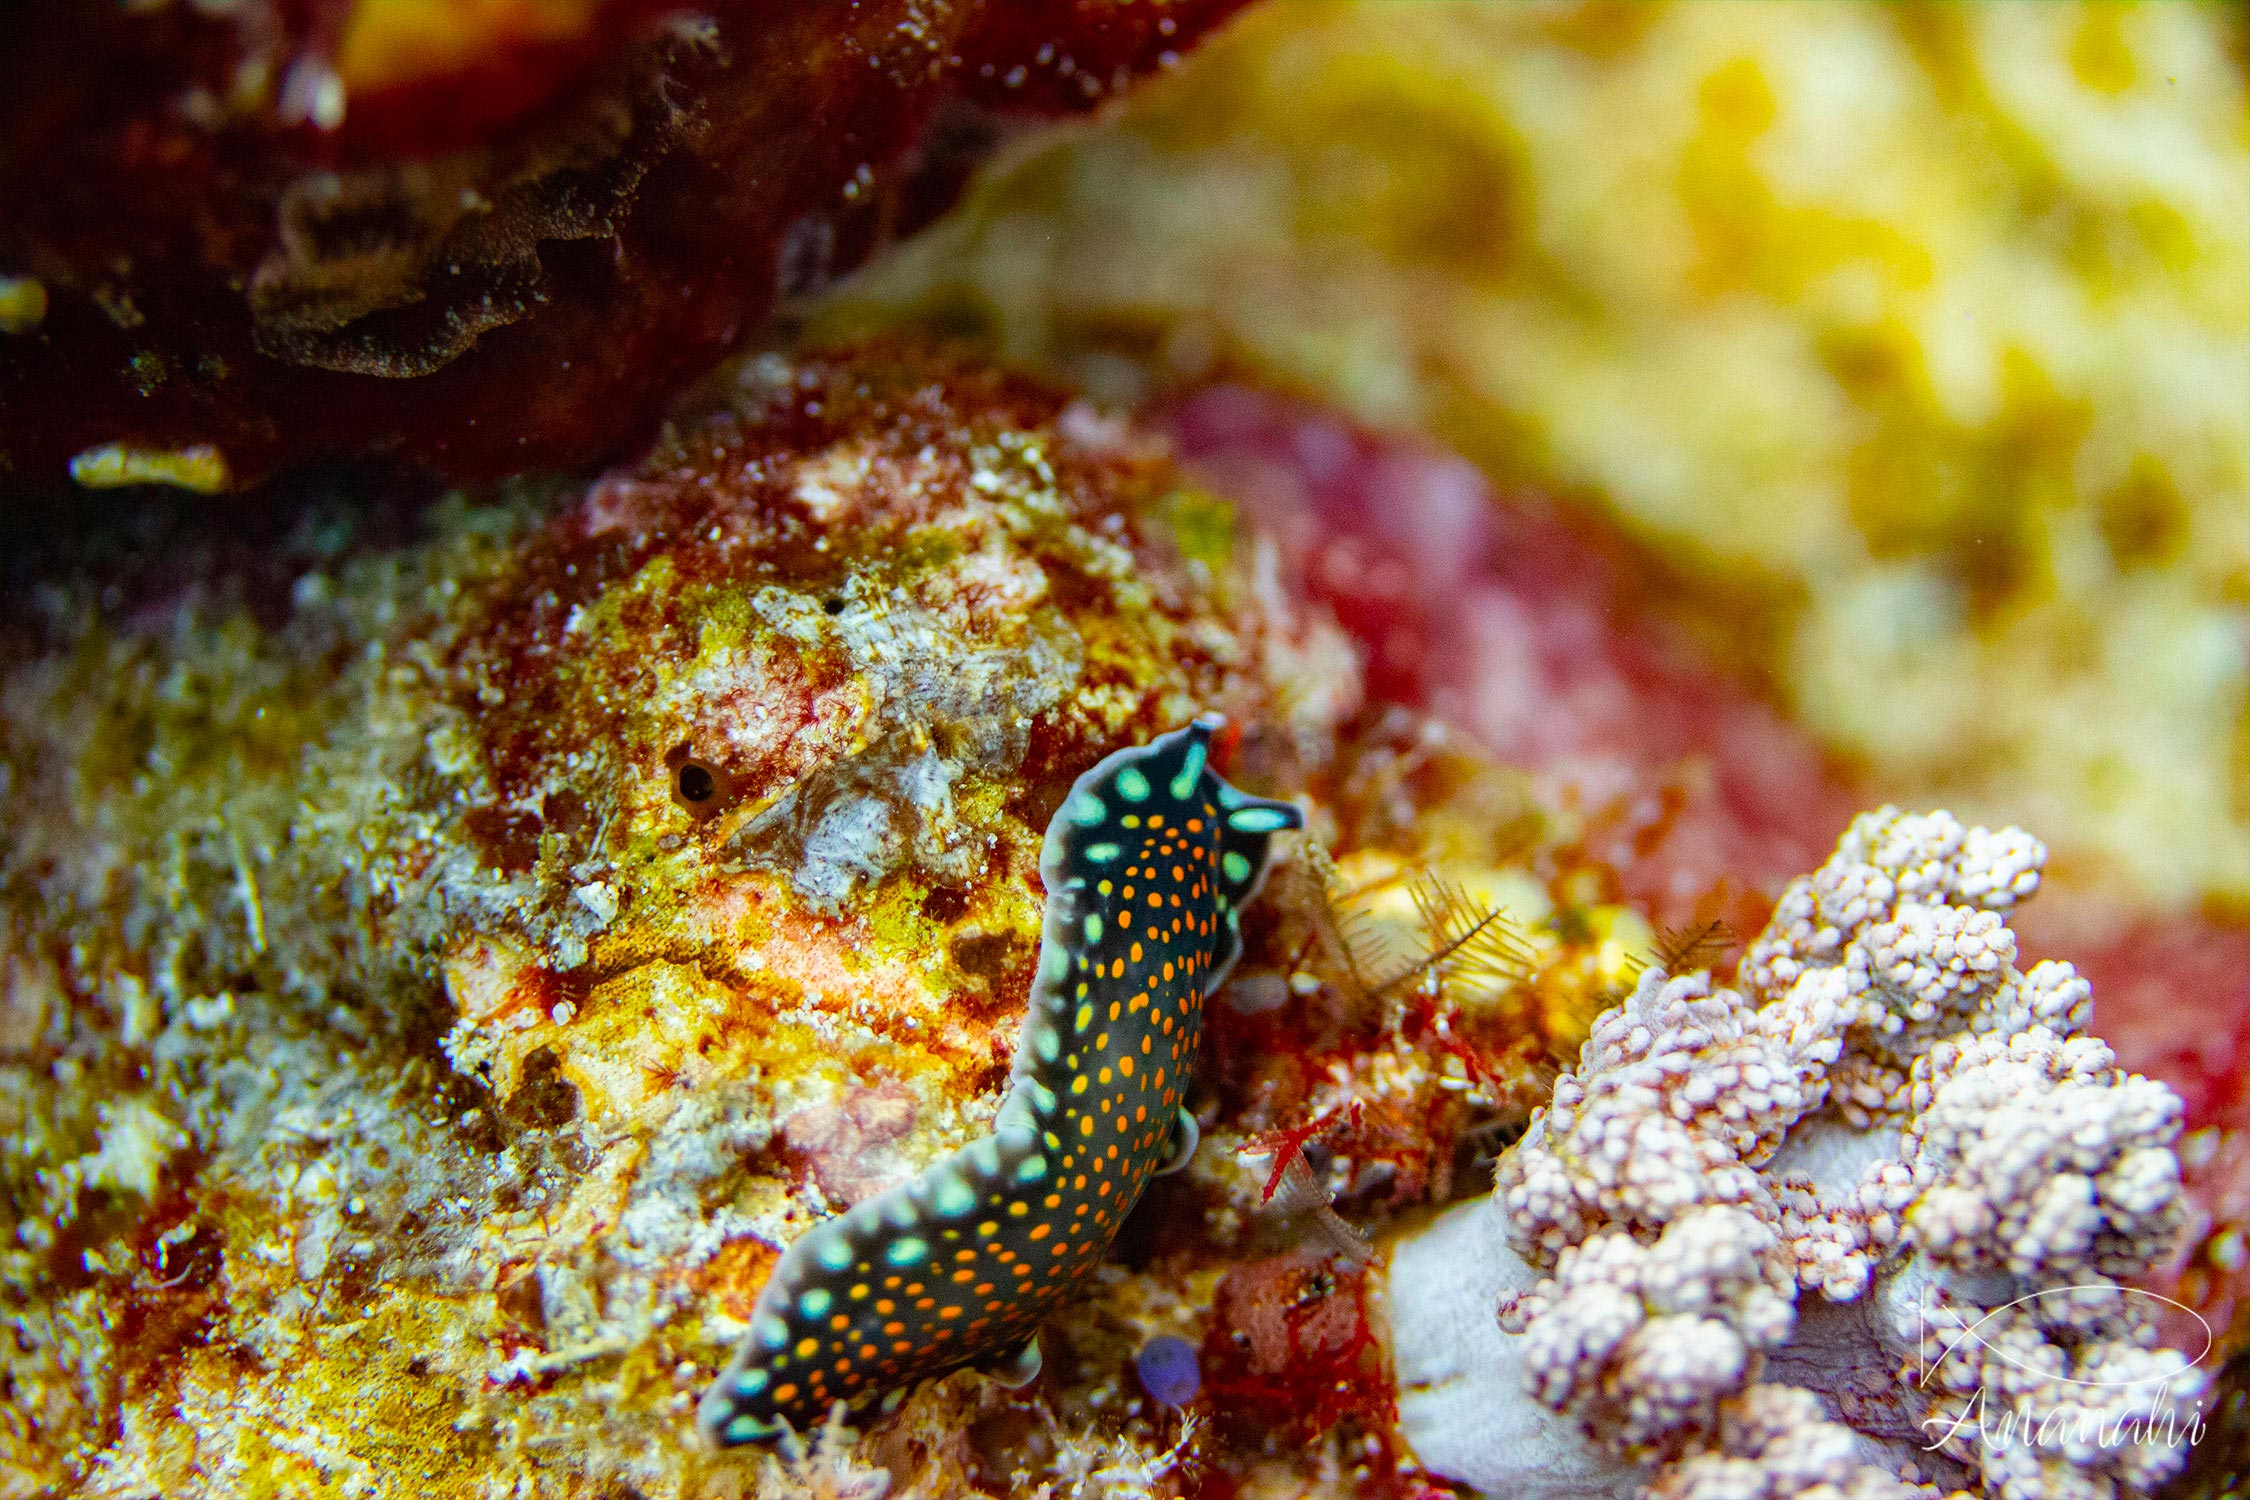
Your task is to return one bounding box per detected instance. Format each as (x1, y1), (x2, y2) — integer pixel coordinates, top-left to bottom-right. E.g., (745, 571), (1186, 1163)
(778, 1082), (919, 1208)
(1167, 383), (1864, 941)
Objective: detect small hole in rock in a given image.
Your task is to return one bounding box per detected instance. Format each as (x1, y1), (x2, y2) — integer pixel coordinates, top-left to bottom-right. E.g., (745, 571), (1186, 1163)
(665, 743), (736, 821)
(822, 596), (846, 615)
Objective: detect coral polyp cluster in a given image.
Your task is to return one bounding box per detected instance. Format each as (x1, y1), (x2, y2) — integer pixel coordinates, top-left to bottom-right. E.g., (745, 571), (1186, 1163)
(1392, 810), (2209, 1500)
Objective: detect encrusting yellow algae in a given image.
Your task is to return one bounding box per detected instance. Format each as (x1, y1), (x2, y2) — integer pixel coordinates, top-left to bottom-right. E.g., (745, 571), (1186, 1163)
(0, 277), (45, 336)
(67, 441), (233, 493)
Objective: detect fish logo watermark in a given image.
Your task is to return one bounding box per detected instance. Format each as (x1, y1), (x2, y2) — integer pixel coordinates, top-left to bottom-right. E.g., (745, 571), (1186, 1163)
(1911, 1284), (2211, 1457)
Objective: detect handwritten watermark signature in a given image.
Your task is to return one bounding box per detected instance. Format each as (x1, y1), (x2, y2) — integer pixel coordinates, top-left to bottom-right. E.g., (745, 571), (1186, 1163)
(1911, 1284), (2211, 1457)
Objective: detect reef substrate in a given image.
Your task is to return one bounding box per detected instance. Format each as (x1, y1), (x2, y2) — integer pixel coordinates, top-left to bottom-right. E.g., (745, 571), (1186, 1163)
(0, 0), (1247, 491)
(2, 347), (2241, 1499)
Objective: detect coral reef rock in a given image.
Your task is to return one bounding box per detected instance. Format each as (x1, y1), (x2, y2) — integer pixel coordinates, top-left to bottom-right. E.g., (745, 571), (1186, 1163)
(1386, 809), (2211, 1500)
(0, 344), (1346, 1498)
(0, 0), (1246, 489)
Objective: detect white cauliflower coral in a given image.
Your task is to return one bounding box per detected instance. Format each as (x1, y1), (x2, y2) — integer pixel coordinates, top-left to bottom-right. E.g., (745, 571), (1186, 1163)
(1912, 1287), (2204, 1500)
(1446, 809), (2208, 1500)
(1898, 1028), (2187, 1281)
(1498, 968), (1853, 1258)
(1742, 810), (2044, 997)
(1642, 1385), (1925, 1500)
(1743, 808), (2048, 1129)
(1501, 1207), (1799, 1451)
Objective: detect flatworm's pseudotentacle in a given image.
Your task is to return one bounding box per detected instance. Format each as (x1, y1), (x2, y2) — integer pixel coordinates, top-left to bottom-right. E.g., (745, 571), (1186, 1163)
(699, 715), (1302, 1445)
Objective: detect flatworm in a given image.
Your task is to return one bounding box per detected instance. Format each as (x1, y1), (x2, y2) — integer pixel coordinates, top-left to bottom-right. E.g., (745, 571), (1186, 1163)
(700, 714), (1302, 1445)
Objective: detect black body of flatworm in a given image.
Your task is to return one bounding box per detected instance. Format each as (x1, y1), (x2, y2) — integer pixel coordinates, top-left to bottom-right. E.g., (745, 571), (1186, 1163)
(700, 714), (1302, 1445)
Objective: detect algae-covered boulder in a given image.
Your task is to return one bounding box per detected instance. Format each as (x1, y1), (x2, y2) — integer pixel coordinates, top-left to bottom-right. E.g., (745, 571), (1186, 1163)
(0, 345), (1347, 1498)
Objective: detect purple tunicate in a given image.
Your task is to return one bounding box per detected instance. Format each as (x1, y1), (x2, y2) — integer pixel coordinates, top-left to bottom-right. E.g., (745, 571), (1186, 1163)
(1134, 1334), (1201, 1407)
